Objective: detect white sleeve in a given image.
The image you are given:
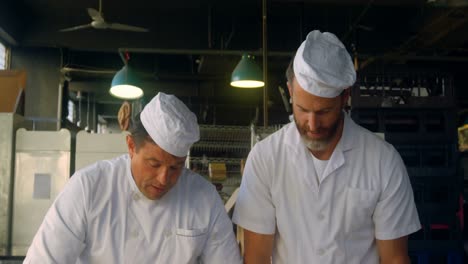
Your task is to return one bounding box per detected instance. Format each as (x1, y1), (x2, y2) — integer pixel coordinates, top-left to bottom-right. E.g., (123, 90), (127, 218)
(232, 145), (276, 234)
(201, 191), (242, 264)
(23, 173), (87, 263)
(373, 148), (421, 240)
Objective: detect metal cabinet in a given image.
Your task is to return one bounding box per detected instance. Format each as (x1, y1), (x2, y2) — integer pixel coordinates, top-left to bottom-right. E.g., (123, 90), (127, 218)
(11, 129), (70, 256)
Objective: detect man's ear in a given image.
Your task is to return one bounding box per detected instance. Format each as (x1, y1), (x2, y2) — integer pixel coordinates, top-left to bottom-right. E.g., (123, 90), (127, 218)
(126, 135), (136, 158)
(287, 81), (293, 103)
(341, 88), (351, 107)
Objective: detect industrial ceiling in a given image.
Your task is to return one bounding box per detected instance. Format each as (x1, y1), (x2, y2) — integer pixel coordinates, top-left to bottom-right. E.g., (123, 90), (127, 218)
(1, 0), (467, 125)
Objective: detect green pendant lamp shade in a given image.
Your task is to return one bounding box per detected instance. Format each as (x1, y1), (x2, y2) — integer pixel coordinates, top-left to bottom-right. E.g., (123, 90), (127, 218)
(230, 54), (264, 88)
(110, 65), (144, 100)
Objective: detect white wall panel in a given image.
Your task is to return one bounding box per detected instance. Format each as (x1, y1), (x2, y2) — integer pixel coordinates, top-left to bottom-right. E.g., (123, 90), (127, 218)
(75, 131), (128, 171)
(11, 129), (70, 255)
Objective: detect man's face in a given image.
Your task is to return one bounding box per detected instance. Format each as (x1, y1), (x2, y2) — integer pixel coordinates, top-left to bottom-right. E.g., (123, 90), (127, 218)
(288, 78), (347, 151)
(126, 136), (186, 200)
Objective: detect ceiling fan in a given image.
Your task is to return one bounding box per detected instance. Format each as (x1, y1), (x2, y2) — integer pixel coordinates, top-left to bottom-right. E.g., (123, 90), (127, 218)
(59, 0), (149, 32)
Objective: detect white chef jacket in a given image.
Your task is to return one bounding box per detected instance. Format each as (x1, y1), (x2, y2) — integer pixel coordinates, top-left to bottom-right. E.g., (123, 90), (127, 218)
(233, 114), (421, 264)
(24, 154), (241, 264)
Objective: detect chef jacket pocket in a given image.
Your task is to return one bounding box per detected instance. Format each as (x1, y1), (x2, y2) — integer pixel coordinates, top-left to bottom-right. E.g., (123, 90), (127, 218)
(161, 227), (208, 264)
(176, 227), (208, 237)
(344, 187), (378, 234)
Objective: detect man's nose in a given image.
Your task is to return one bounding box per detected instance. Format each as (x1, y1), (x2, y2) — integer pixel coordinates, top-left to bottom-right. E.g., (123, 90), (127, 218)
(157, 167), (170, 185)
(307, 113), (319, 131)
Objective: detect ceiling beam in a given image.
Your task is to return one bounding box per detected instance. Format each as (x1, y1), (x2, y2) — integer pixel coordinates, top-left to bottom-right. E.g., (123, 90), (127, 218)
(341, 0), (375, 42)
(0, 2), (24, 45)
(118, 47), (293, 57)
(358, 7), (468, 70)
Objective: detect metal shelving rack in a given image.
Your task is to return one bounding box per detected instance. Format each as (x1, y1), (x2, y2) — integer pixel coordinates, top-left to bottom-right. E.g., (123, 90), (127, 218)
(189, 125), (251, 201)
(189, 124), (283, 202)
(351, 72), (463, 263)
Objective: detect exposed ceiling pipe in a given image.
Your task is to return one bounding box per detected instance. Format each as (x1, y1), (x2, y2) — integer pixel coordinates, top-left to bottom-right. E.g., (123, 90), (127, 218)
(62, 54), (468, 80)
(61, 67), (116, 75)
(61, 66), (226, 81)
(86, 91), (90, 132)
(263, 0), (268, 128)
(358, 53), (468, 70)
(224, 20), (235, 49)
(0, 27), (18, 45)
(117, 47), (292, 57)
(93, 93), (96, 133)
(119, 51), (126, 65)
(359, 7), (468, 70)
(341, 0), (375, 42)
(77, 91), (82, 127)
(208, 5), (213, 49)
(420, 55), (468, 62)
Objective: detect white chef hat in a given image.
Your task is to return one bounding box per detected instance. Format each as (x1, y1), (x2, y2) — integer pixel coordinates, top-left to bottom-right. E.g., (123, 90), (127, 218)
(293, 30), (356, 98)
(140, 92), (200, 157)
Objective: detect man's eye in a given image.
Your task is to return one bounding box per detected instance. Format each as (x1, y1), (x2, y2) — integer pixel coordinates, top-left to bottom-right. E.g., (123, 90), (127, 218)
(170, 165), (182, 170)
(317, 110), (330, 115)
(149, 163), (161, 168)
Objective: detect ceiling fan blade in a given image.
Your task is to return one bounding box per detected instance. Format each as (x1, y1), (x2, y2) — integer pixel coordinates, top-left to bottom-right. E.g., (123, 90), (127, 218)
(108, 23), (149, 32)
(87, 8), (103, 21)
(59, 24), (92, 32)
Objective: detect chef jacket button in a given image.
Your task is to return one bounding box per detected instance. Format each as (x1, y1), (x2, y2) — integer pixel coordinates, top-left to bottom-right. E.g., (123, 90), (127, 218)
(131, 230), (139, 238)
(133, 193), (140, 201)
(318, 213), (325, 220)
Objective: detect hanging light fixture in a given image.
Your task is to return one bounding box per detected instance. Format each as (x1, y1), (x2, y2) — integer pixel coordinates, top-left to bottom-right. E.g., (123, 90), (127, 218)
(110, 52), (144, 100)
(230, 54), (264, 88)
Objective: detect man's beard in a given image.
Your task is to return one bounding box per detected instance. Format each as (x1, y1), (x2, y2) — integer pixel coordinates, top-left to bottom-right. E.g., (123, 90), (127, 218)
(300, 135), (330, 151)
(294, 114), (342, 152)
